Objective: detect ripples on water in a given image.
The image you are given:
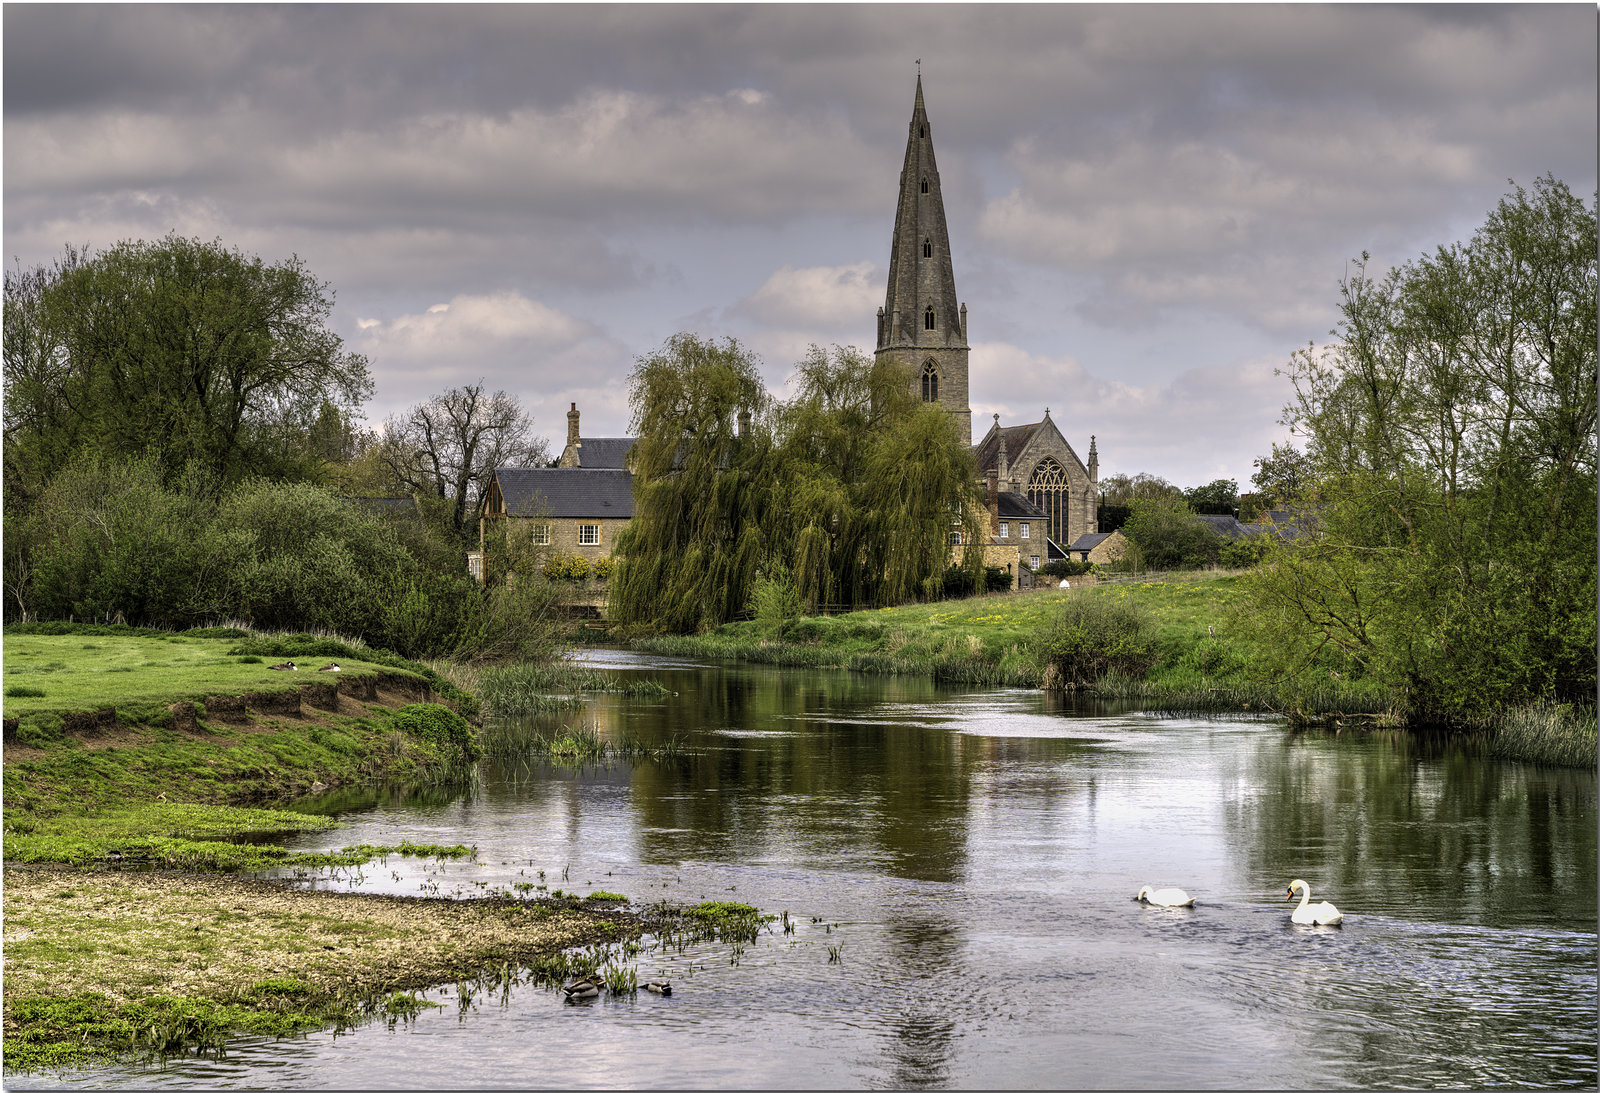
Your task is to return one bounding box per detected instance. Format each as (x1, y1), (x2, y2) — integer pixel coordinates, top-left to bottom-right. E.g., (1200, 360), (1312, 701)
(27, 654), (1597, 1090)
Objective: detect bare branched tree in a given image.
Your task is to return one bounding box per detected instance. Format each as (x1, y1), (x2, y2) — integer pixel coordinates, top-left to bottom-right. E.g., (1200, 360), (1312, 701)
(377, 383), (548, 534)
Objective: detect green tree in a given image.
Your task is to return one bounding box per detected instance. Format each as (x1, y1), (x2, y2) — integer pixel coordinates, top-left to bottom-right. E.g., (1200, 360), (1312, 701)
(610, 337), (983, 632)
(1183, 478), (1238, 515)
(609, 334), (774, 632)
(1246, 175), (1596, 717)
(1121, 496), (1221, 570)
(3, 235), (372, 497)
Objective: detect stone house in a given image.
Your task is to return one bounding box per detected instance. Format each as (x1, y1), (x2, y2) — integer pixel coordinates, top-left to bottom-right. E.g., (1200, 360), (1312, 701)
(1066, 529), (1129, 565)
(472, 403), (636, 579)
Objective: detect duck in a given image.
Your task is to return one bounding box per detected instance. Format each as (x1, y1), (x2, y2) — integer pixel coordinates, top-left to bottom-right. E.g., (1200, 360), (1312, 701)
(1286, 879), (1342, 925)
(1136, 885), (1196, 907)
(267, 661), (297, 671)
(561, 976), (602, 1001)
(318, 663), (341, 672)
(645, 981), (672, 996)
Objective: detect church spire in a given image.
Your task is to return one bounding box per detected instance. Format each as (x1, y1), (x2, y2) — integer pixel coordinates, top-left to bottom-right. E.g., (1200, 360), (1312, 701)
(876, 75), (971, 440)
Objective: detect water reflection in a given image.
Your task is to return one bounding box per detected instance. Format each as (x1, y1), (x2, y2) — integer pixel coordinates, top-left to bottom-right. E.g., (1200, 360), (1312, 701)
(36, 654), (1596, 1090)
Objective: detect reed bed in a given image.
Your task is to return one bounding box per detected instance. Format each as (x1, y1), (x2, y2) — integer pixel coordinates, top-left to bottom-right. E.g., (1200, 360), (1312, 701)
(477, 720), (688, 763)
(469, 661), (670, 719)
(1485, 702), (1597, 768)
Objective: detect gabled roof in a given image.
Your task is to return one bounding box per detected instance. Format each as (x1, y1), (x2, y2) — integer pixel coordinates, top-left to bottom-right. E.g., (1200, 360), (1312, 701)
(973, 423), (1042, 474)
(491, 467), (634, 519)
(568, 437), (635, 469)
(996, 491), (1048, 519)
(1196, 514), (1251, 540)
(1068, 531), (1114, 552)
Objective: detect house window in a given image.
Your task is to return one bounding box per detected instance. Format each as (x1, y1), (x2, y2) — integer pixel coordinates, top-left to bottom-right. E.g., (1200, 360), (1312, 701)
(923, 238), (932, 258)
(921, 360), (939, 402)
(950, 531), (962, 546)
(924, 306), (935, 330)
(1020, 523), (1030, 539)
(921, 177), (929, 194)
(531, 523), (551, 546)
(578, 524), (600, 546)
(999, 522), (1009, 539)
(1031, 555), (1040, 570)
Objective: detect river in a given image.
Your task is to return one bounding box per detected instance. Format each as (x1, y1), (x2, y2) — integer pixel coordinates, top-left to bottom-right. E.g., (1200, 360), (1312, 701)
(41, 651), (1599, 1088)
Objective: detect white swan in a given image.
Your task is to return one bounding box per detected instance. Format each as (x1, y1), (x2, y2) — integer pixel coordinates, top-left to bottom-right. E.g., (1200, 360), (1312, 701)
(1136, 885), (1195, 907)
(1286, 879), (1342, 925)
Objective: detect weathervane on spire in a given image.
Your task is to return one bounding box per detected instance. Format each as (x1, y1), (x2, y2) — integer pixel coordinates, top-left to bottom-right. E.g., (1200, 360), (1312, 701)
(916, 59), (921, 76)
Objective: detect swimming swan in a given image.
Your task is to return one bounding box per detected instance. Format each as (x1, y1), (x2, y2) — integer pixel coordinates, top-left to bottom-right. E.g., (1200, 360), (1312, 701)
(1286, 879), (1342, 925)
(1136, 886), (1195, 907)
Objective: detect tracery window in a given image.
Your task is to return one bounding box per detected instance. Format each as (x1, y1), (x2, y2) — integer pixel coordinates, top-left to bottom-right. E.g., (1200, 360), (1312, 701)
(921, 360), (939, 402)
(924, 306), (935, 330)
(923, 238), (932, 258)
(921, 178), (929, 194)
(1028, 458), (1072, 546)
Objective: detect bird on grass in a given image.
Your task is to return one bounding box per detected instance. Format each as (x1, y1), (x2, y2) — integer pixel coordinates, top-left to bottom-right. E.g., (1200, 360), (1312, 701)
(318, 663), (341, 672)
(267, 662), (297, 671)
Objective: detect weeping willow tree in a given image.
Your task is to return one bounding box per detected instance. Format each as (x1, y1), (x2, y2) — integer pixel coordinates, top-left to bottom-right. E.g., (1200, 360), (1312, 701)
(609, 334), (774, 632)
(611, 337), (983, 632)
(774, 345), (984, 612)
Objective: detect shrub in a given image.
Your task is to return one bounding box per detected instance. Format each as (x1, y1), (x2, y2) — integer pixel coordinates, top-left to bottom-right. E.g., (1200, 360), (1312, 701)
(387, 703), (482, 762)
(542, 552), (591, 581)
(942, 565), (979, 598)
(751, 563), (801, 623)
(1035, 596), (1157, 686)
(983, 567), (1012, 593)
(1122, 497), (1222, 570)
(592, 555), (615, 581)
(1037, 559), (1094, 579)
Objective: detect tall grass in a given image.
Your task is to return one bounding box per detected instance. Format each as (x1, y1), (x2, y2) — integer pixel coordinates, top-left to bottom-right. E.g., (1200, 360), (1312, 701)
(467, 661), (670, 719)
(1486, 703), (1597, 768)
(477, 720), (686, 763)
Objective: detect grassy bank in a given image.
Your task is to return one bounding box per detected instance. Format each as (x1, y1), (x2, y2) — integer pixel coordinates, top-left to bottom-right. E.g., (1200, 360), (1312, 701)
(632, 574), (1595, 768)
(0, 622), (670, 1072)
(2, 867), (645, 1071)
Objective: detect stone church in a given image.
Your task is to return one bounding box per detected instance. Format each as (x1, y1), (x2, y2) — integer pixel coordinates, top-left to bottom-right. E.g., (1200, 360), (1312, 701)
(476, 76), (1100, 587)
(876, 76), (1100, 558)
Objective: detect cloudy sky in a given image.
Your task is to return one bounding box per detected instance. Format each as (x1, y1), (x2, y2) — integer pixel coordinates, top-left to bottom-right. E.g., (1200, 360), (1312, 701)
(5, 4), (1594, 488)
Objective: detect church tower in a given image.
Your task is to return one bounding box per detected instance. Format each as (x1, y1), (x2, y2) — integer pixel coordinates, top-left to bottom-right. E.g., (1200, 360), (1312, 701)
(876, 75), (971, 441)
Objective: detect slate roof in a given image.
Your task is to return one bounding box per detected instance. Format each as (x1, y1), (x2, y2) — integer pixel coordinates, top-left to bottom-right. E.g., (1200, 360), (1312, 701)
(567, 437), (635, 469)
(493, 467), (634, 519)
(1045, 537), (1069, 561)
(1068, 532), (1113, 553)
(1196, 514), (1253, 540)
(973, 423), (1043, 474)
(996, 491), (1048, 519)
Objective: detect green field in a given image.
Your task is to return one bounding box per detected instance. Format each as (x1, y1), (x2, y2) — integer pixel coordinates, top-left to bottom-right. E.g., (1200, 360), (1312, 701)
(635, 573), (1255, 687)
(3, 632), (396, 719)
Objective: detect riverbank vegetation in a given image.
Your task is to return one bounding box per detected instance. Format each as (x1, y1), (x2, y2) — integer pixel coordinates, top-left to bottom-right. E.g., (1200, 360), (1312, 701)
(0, 623), (664, 1072)
(2, 868), (644, 1071)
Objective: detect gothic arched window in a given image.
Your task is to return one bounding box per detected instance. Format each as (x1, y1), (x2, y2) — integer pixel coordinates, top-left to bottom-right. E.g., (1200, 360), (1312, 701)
(1028, 457), (1072, 546)
(921, 177), (929, 194)
(923, 238), (932, 258)
(924, 306), (935, 330)
(921, 360), (939, 402)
